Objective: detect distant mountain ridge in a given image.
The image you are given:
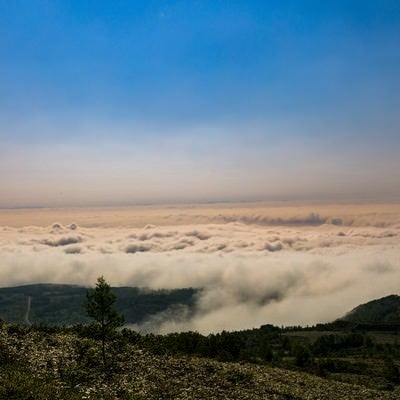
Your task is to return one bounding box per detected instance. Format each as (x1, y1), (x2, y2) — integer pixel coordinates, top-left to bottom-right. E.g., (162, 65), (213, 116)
(340, 295), (400, 324)
(0, 283), (198, 326)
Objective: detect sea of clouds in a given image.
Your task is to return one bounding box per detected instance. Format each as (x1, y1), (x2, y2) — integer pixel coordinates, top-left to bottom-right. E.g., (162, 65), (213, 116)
(0, 204), (399, 333)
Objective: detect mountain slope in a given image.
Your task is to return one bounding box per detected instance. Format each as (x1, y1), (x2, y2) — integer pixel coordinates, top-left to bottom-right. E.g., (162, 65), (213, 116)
(341, 295), (400, 324)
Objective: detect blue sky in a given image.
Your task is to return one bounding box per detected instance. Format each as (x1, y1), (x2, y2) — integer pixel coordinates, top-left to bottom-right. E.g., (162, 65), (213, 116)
(1, 1), (400, 207)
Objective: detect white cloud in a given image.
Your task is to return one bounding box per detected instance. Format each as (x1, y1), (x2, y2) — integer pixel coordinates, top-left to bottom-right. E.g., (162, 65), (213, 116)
(0, 204), (399, 333)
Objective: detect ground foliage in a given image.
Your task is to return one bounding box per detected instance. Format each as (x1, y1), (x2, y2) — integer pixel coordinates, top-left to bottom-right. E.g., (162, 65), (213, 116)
(0, 322), (399, 399)
(137, 322), (400, 390)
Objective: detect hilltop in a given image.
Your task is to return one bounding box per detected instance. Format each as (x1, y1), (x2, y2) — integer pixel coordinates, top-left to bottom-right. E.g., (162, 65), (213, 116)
(340, 295), (400, 325)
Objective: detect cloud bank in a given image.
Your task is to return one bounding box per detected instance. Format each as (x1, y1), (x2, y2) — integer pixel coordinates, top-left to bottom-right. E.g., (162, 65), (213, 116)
(0, 203), (399, 333)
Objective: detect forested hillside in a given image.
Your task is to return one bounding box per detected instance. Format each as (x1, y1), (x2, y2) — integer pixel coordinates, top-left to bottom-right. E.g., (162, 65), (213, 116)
(341, 295), (400, 324)
(0, 284), (197, 326)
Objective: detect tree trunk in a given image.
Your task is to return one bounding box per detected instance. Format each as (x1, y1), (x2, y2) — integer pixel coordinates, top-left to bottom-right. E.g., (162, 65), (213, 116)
(102, 332), (106, 367)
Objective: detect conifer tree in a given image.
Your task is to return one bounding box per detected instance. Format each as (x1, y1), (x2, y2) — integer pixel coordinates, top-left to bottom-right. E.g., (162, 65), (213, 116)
(84, 276), (124, 366)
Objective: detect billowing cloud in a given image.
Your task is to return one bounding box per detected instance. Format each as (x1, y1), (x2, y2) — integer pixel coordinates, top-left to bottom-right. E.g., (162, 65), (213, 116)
(4, 221), (399, 256)
(40, 236), (83, 247)
(64, 246), (83, 254)
(0, 203), (399, 333)
(125, 244), (151, 254)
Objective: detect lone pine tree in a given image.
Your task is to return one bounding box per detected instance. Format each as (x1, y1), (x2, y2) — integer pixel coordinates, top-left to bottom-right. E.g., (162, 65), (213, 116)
(84, 276), (124, 366)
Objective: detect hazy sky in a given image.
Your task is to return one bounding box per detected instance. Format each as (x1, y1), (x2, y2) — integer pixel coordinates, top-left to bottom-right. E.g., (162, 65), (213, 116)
(1, 1), (400, 207)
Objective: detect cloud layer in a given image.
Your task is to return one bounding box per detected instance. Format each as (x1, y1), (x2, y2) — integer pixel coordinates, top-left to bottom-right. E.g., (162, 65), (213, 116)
(2, 219), (398, 256)
(0, 203), (399, 333)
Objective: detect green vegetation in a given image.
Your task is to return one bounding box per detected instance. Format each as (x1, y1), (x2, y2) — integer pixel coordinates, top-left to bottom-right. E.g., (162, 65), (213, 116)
(0, 284), (198, 326)
(0, 323), (398, 399)
(134, 323), (400, 390)
(1, 288), (400, 398)
(84, 276), (124, 367)
(340, 295), (400, 324)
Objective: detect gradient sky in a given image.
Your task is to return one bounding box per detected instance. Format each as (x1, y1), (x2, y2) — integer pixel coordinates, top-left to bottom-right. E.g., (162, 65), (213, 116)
(1, 1), (400, 207)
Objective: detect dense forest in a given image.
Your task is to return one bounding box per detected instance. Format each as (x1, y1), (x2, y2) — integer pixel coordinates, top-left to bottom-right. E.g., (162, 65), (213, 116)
(0, 284), (198, 326)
